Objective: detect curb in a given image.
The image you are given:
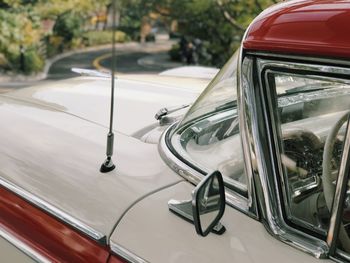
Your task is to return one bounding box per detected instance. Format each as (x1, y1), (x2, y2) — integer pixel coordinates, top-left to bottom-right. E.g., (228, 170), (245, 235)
(92, 54), (111, 72)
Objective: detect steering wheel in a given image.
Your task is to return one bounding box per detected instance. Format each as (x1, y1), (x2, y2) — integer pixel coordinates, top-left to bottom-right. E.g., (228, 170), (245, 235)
(283, 128), (323, 150)
(282, 128), (322, 177)
(322, 111), (350, 251)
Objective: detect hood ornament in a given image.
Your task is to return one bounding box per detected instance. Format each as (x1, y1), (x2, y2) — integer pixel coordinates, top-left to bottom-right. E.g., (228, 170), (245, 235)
(155, 104), (191, 126)
(101, 0), (117, 173)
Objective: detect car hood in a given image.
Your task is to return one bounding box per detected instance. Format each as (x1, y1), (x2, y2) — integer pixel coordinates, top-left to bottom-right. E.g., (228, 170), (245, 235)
(0, 92), (187, 243)
(4, 75), (209, 136)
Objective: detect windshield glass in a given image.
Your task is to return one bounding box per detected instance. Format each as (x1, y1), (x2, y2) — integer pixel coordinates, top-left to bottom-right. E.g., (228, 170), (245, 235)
(177, 49), (239, 127)
(169, 50), (247, 194)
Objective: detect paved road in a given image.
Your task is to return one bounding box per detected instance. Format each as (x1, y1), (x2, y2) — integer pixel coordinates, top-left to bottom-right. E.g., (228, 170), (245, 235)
(47, 50), (107, 80)
(48, 49), (175, 80)
(0, 40), (180, 90)
(98, 52), (170, 74)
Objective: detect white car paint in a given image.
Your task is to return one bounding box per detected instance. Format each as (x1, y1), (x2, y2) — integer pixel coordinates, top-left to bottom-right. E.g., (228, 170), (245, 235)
(0, 73), (330, 262)
(5, 75), (209, 136)
(0, 94), (184, 240)
(0, 236), (36, 263)
(111, 182), (329, 263)
(0, 74), (209, 241)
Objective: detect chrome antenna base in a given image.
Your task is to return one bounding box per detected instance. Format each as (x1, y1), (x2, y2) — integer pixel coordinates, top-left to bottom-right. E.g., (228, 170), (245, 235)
(100, 157), (115, 173)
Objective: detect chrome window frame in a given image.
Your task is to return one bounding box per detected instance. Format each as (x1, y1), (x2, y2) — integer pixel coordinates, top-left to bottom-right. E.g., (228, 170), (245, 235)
(159, 123), (258, 219)
(248, 51), (350, 260)
(238, 53), (333, 259)
(169, 108), (248, 195)
(262, 68), (350, 237)
(159, 46), (258, 219)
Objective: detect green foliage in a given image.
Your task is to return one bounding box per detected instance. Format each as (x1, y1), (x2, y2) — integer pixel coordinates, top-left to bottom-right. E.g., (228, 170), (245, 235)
(137, 0), (280, 66)
(0, 0), (281, 72)
(0, 8), (43, 72)
(23, 48), (44, 73)
(168, 44), (181, 61)
(34, 0), (110, 19)
(45, 35), (62, 57)
(83, 30), (129, 46)
(0, 0), (121, 73)
(53, 11), (83, 42)
(118, 1), (145, 40)
(164, 0), (261, 66)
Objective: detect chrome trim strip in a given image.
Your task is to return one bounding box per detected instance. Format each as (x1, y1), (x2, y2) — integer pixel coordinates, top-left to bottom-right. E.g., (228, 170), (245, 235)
(335, 249), (350, 262)
(327, 115), (350, 254)
(0, 177), (106, 244)
(246, 51), (350, 67)
(110, 241), (148, 263)
(237, 35), (259, 219)
(0, 226), (51, 263)
(159, 125), (256, 218)
(257, 59), (350, 79)
(239, 56), (330, 258)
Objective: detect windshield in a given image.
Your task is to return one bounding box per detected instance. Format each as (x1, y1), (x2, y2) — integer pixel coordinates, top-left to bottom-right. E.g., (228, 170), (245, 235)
(169, 50), (247, 195)
(177, 49), (239, 127)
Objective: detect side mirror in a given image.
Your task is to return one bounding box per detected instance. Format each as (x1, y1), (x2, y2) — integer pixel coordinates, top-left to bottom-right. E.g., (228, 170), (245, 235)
(192, 171), (226, 236)
(168, 170), (226, 236)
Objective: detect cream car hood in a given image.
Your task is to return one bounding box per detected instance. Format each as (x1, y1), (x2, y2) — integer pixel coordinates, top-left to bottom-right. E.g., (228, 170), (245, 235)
(4, 75), (209, 136)
(0, 91), (189, 243)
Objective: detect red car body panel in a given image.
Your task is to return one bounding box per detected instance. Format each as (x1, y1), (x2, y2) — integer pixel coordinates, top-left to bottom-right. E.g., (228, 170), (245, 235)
(244, 0), (350, 59)
(0, 186), (124, 263)
(109, 255), (127, 263)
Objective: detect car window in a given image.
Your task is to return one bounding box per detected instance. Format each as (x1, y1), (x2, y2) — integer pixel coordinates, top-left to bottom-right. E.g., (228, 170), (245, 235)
(170, 50), (247, 195)
(269, 72), (350, 235)
(172, 109), (246, 192)
(178, 49), (238, 127)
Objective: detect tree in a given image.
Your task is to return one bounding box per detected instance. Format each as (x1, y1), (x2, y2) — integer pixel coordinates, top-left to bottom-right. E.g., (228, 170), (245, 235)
(0, 0), (111, 73)
(139, 0), (281, 66)
(34, 0), (109, 19)
(53, 11), (83, 42)
(0, 7), (43, 72)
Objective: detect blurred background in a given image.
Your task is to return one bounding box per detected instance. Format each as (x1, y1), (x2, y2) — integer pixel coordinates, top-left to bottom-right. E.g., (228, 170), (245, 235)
(0, 0), (280, 81)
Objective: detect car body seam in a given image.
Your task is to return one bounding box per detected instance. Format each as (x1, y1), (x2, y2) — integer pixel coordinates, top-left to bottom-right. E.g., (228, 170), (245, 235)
(107, 179), (185, 242)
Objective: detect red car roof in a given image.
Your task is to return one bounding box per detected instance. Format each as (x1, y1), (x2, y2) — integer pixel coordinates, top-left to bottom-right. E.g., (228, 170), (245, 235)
(243, 0), (350, 59)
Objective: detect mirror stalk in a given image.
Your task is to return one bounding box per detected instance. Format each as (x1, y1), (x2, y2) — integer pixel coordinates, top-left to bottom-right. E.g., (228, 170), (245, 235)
(168, 199), (225, 235)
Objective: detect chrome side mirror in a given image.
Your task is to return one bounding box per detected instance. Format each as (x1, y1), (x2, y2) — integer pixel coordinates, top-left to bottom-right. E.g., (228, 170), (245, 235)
(168, 171), (226, 236)
(192, 170), (226, 236)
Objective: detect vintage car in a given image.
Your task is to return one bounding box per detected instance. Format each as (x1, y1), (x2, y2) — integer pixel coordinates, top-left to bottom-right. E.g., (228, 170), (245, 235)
(2, 0), (350, 262)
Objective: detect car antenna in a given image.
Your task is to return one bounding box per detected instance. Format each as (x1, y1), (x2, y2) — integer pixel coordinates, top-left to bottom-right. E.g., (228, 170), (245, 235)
(100, 0), (117, 173)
